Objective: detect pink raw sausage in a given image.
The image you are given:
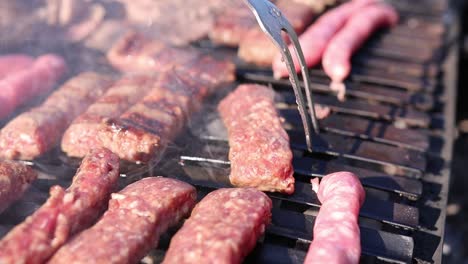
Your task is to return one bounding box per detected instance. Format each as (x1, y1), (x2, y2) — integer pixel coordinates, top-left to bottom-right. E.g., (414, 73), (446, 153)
(305, 171), (365, 264)
(0, 54), (34, 79)
(272, 0), (376, 78)
(322, 3), (398, 83)
(0, 54), (66, 119)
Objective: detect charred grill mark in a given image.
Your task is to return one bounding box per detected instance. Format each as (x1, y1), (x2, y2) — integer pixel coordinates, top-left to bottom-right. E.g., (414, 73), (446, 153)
(120, 113), (168, 136)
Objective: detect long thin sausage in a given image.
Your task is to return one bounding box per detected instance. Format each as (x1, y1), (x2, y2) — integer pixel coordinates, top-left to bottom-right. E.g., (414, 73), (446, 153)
(0, 72), (113, 160)
(305, 171), (365, 264)
(60, 74), (156, 158)
(272, 0), (376, 78)
(0, 148), (119, 264)
(0, 54), (66, 120)
(0, 54), (34, 79)
(322, 3), (398, 83)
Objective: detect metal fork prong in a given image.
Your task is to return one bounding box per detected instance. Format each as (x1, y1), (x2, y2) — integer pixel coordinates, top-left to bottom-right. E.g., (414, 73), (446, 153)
(242, 0), (317, 152)
(277, 38), (314, 152)
(282, 25), (320, 135)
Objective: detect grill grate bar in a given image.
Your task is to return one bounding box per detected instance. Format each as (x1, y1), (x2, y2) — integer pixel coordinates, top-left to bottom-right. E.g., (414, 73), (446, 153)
(279, 93), (431, 128)
(280, 109), (430, 151)
(245, 243), (306, 264)
(240, 72), (435, 110)
(268, 208), (414, 263)
(178, 156), (420, 230)
(352, 53), (439, 79)
(179, 149), (423, 199)
(292, 156), (423, 200)
(308, 68), (435, 93)
(192, 117), (426, 178)
(287, 131), (425, 177)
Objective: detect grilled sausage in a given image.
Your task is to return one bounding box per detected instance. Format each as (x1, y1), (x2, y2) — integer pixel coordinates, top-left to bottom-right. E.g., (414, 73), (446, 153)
(49, 177), (197, 264)
(0, 54), (66, 120)
(218, 84), (295, 194)
(78, 34), (235, 163)
(107, 31), (235, 87)
(61, 74), (156, 158)
(0, 54), (33, 79)
(107, 31), (201, 73)
(97, 58), (234, 163)
(305, 172), (365, 264)
(0, 148), (119, 264)
(0, 161), (37, 214)
(322, 3), (398, 84)
(163, 188), (272, 264)
(0, 72), (113, 160)
(272, 0), (376, 78)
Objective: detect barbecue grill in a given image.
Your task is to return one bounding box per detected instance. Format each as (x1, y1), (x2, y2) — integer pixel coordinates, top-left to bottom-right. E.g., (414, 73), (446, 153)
(0, 0), (458, 263)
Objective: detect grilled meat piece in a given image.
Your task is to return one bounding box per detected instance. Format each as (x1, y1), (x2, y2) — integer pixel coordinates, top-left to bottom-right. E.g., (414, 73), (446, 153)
(218, 84), (295, 194)
(163, 188), (272, 264)
(68, 34), (235, 163)
(49, 177), (197, 264)
(107, 32), (201, 73)
(0, 161), (37, 214)
(0, 148), (119, 264)
(97, 61), (233, 163)
(0, 72), (113, 160)
(61, 74), (156, 158)
(238, 0), (315, 66)
(117, 0), (226, 45)
(305, 172), (365, 264)
(107, 31), (235, 88)
(209, 2), (256, 46)
(0, 54), (66, 120)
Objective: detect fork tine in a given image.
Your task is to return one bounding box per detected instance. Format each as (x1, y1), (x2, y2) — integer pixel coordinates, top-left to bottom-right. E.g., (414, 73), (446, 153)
(242, 0), (319, 152)
(282, 25), (320, 135)
(277, 37), (315, 152)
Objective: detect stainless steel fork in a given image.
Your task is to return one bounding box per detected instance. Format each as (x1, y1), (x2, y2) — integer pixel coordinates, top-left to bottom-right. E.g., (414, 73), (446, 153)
(243, 0), (319, 152)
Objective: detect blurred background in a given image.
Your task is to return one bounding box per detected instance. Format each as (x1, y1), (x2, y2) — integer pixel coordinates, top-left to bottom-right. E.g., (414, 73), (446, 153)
(444, 0), (468, 263)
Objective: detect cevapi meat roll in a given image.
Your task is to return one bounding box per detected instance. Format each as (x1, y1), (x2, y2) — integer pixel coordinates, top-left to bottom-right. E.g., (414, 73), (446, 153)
(49, 177), (197, 264)
(305, 172), (366, 264)
(0, 72), (114, 160)
(61, 74), (157, 158)
(107, 31), (235, 88)
(162, 188), (272, 264)
(0, 148), (119, 264)
(218, 84), (295, 194)
(65, 33), (235, 163)
(0, 54), (66, 120)
(0, 161), (37, 214)
(96, 70), (201, 163)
